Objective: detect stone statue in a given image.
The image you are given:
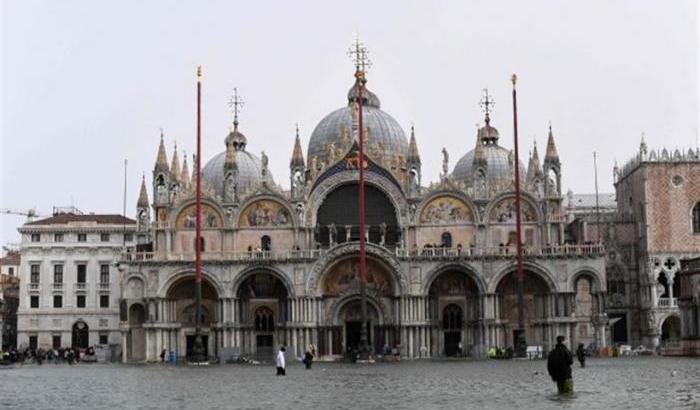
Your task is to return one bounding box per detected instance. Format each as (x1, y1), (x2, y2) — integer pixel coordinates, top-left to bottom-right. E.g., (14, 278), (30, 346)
(295, 203), (304, 225)
(441, 148), (449, 176)
(224, 173), (237, 202)
(261, 151), (269, 177)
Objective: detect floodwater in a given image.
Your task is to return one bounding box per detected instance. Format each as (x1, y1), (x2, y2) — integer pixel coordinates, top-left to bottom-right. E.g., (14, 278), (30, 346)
(1, 357), (698, 409)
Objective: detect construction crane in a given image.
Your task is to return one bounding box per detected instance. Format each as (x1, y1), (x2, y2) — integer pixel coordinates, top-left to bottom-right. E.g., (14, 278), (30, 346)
(1, 208), (47, 221)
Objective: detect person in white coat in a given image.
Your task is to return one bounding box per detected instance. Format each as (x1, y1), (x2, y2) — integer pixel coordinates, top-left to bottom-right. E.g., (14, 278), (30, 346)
(276, 347), (286, 376)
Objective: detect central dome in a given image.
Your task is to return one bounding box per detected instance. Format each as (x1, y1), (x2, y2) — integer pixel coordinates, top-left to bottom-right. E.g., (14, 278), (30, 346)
(307, 80), (408, 168)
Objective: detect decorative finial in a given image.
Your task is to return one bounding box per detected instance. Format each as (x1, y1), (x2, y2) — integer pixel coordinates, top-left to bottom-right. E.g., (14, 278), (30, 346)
(410, 121), (415, 135)
(479, 88), (495, 124)
(160, 128), (164, 139)
(511, 73), (518, 86)
(228, 88), (245, 128)
(548, 120), (552, 133)
(295, 122), (299, 138)
(196, 65), (202, 79)
(347, 33), (371, 80)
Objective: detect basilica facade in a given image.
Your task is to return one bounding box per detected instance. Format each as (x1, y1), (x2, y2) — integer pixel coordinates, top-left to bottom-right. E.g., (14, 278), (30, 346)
(118, 72), (607, 362)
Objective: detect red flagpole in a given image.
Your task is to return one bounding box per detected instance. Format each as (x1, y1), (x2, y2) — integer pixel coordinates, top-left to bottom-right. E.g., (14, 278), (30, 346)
(512, 73), (527, 356)
(193, 65), (205, 362)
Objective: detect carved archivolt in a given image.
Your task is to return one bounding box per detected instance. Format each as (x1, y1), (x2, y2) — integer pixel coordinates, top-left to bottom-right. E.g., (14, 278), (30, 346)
(305, 242), (407, 295)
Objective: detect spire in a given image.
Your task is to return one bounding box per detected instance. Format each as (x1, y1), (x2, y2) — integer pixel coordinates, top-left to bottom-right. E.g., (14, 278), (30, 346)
(137, 174), (149, 207)
(532, 141), (543, 176)
(407, 124), (421, 164)
(155, 129), (169, 172)
(190, 153), (198, 186)
(290, 124), (305, 168)
(170, 142), (181, 181)
(544, 122), (560, 163)
(181, 151), (190, 188)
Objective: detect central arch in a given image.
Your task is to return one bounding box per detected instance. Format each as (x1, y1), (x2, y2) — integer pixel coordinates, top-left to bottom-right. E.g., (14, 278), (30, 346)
(315, 254), (399, 358)
(315, 183), (400, 247)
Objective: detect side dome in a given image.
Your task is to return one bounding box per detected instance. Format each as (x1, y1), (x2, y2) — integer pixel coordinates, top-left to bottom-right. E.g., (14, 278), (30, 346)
(307, 80), (408, 169)
(202, 126), (274, 195)
(452, 122), (526, 190)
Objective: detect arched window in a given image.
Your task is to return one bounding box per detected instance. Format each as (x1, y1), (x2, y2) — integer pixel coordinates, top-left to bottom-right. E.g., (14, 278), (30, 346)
(261, 235), (271, 251)
(255, 306), (274, 332)
(657, 272), (670, 298)
(693, 202), (700, 233)
(442, 304), (463, 330)
(441, 232), (452, 248)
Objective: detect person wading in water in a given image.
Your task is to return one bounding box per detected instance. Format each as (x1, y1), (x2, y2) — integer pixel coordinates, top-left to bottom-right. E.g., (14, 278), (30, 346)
(276, 346), (286, 376)
(576, 343), (586, 368)
(547, 335), (574, 394)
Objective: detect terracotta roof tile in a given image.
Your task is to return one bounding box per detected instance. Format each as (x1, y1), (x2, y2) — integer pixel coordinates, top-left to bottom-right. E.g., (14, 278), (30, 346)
(24, 214), (136, 226)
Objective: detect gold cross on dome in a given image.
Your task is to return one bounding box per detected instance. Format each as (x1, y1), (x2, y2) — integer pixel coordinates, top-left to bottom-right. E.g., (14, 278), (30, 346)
(227, 88), (245, 126)
(479, 88), (495, 117)
(347, 33), (372, 74)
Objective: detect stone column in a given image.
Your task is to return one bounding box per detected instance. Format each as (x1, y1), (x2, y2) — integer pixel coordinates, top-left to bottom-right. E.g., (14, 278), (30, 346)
(121, 332), (128, 363)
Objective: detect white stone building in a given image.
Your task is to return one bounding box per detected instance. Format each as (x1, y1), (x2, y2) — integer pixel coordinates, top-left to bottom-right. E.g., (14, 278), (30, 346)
(16, 210), (136, 351)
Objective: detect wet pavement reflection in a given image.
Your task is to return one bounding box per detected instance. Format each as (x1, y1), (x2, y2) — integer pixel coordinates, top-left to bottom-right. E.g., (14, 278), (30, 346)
(1, 356), (698, 409)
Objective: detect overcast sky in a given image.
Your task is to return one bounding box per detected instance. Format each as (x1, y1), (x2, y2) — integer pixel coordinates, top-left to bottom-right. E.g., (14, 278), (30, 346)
(1, 0), (697, 245)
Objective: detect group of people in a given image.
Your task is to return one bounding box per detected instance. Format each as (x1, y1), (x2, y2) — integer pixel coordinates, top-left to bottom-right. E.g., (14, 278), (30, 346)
(0, 346), (92, 365)
(275, 344), (316, 375)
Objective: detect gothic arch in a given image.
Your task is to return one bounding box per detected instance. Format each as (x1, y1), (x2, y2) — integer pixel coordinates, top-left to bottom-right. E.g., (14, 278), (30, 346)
(305, 171), (408, 228)
(232, 265), (295, 298)
(568, 267), (605, 293)
(305, 242), (407, 295)
(488, 261), (557, 293)
(422, 262), (486, 295)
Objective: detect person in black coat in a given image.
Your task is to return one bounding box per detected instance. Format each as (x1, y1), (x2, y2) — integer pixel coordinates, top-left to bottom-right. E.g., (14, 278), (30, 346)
(547, 335), (574, 394)
(576, 343), (586, 368)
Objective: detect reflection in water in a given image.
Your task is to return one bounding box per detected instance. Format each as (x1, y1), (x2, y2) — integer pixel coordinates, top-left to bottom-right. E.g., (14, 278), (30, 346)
(1, 357), (699, 410)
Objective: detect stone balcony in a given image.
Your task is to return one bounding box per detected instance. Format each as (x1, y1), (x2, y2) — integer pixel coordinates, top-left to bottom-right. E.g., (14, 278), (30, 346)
(74, 283), (88, 293)
(658, 297), (678, 308)
(121, 243), (604, 263)
(51, 282), (64, 292)
(28, 283), (40, 293)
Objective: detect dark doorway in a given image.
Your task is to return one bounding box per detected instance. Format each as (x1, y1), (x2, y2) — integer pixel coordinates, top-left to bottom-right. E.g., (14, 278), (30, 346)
(256, 334), (274, 357)
(609, 313), (628, 343)
(186, 335), (209, 359)
(345, 321), (371, 353)
(72, 321), (89, 349)
(444, 332), (461, 356)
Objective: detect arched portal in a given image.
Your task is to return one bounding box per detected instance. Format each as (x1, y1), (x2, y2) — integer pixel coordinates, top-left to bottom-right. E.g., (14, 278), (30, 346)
(167, 276), (220, 359)
(128, 304), (146, 361)
(661, 315), (681, 343)
(574, 275), (595, 346)
(318, 256), (397, 358)
(337, 299), (380, 356)
(72, 321), (89, 350)
(428, 269), (480, 357)
(235, 271), (289, 359)
(495, 270), (551, 349)
(316, 183), (399, 247)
